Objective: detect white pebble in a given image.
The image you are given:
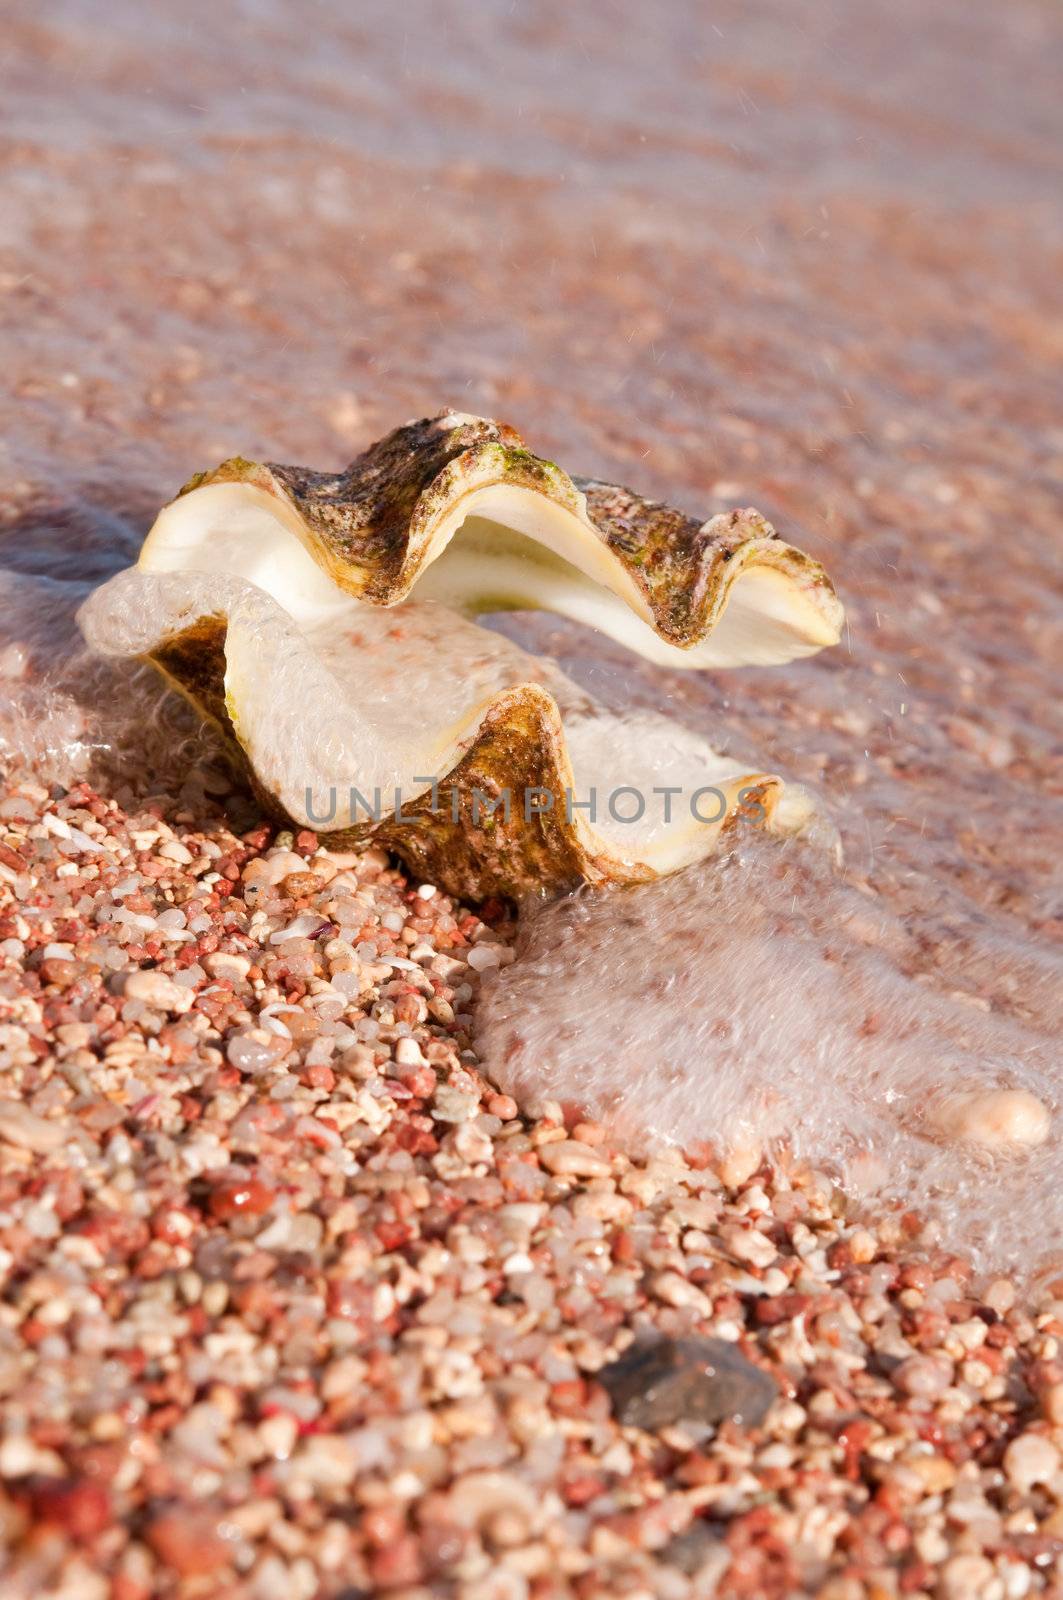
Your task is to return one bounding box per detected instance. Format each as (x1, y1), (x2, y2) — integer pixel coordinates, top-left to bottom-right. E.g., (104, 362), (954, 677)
(394, 1037), (427, 1068)
(467, 944), (502, 972)
(227, 1031), (279, 1072)
(929, 1089), (1050, 1150)
(447, 1470), (538, 1529)
(270, 913), (326, 944)
(433, 1085), (479, 1123)
(984, 1278), (1016, 1315)
(203, 951), (251, 981)
(0, 1436), (65, 1477)
(894, 1354), (952, 1399)
(159, 839), (195, 865)
(1003, 1433), (1060, 1490)
(651, 1270), (711, 1313)
(23, 1201), (60, 1238)
(538, 1140), (611, 1179)
(720, 1223), (778, 1269)
(718, 1140), (762, 1188)
(243, 850), (305, 888)
(940, 1554), (995, 1600)
(124, 969), (188, 1011)
(0, 1100), (68, 1153)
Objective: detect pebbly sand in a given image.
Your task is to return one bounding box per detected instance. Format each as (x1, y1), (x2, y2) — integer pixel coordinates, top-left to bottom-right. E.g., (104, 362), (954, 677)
(3, 784), (1063, 1600)
(2, 1), (1063, 1595)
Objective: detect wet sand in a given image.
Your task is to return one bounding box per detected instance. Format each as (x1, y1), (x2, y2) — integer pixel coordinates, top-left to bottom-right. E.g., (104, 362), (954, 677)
(1, 1), (1063, 1594)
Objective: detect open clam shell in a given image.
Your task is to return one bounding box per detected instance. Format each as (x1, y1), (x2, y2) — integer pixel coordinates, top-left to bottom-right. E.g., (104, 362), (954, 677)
(78, 412), (843, 899)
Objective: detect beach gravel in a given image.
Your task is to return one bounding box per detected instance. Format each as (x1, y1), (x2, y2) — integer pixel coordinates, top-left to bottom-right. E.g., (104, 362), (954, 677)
(2, 774), (1063, 1597)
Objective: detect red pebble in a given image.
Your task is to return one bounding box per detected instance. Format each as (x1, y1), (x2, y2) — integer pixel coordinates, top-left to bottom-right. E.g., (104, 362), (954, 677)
(111, 1576), (151, 1600)
(393, 1124), (439, 1155)
(611, 1229), (636, 1264)
(375, 1219), (414, 1251)
(838, 1419), (875, 1480)
(550, 1379), (589, 1415)
(756, 1293), (812, 1326)
(562, 1475), (605, 1507)
(27, 1477), (111, 1540)
(303, 1063), (335, 1091)
(369, 1533), (423, 1588)
(363, 1505), (406, 1547)
(146, 1508), (232, 1576)
(208, 1175), (277, 1220)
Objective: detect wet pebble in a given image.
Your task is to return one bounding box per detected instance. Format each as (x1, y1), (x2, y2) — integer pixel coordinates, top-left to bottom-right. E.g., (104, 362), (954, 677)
(598, 1335), (778, 1431)
(538, 1139), (612, 1178)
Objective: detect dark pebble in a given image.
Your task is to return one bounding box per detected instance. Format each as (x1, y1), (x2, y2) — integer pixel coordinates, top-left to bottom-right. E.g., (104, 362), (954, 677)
(598, 1335), (777, 1431)
(662, 1520), (727, 1576)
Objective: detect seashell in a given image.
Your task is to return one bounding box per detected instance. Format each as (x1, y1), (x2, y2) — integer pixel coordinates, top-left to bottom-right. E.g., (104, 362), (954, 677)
(78, 411), (844, 899)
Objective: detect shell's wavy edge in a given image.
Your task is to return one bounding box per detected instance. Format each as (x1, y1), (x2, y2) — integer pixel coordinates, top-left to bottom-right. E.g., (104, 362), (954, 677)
(156, 411), (843, 663)
(77, 570), (812, 901)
